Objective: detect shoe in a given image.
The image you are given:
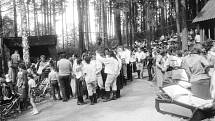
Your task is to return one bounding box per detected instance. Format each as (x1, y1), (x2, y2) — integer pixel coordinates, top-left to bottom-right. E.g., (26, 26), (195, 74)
(62, 99), (68, 102)
(58, 97), (62, 100)
(111, 91), (117, 100)
(93, 94), (97, 103)
(32, 109), (39, 115)
(53, 96), (57, 100)
(101, 89), (105, 99)
(89, 96), (94, 105)
(116, 90), (121, 98)
(103, 91), (111, 102)
(77, 101), (82, 105)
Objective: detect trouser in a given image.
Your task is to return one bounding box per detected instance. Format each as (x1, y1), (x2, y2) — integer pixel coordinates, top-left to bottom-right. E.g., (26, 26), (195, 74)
(101, 68), (107, 87)
(50, 81), (61, 99)
(86, 81), (97, 96)
(96, 74), (104, 89)
(131, 62), (136, 73)
(147, 65), (153, 81)
(0, 86), (3, 101)
(68, 78), (73, 98)
(127, 63), (132, 80)
(122, 64), (127, 79)
(59, 75), (70, 100)
(12, 66), (18, 84)
(75, 78), (84, 97)
(105, 74), (117, 91)
(75, 78), (84, 102)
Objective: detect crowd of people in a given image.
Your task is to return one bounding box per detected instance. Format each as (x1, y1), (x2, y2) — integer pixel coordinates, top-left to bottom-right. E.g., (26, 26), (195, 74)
(2, 33), (215, 117)
(0, 40), (155, 116)
(153, 40), (215, 102)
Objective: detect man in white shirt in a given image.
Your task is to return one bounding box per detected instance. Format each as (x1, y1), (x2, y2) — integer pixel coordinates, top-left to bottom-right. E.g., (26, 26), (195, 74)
(11, 50), (20, 84)
(124, 48), (132, 81)
(57, 52), (73, 102)
(83, 56), (97, 105)
(97, 51), (119, 102)
(135, 48), (145, 79)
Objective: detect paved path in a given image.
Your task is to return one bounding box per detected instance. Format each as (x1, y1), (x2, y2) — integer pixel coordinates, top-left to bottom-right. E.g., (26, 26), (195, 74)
(11, 77), (193, 121)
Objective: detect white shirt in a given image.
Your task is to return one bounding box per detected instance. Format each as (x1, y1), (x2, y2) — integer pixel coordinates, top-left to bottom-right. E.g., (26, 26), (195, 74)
(28, 79), (36, 88)
(73, 60), (83, 79)
(119, 49), (131, 64)
(116, 56), (122, 75)
(195, 34), (201, 43)
(166, 55), (182, 67)
(97, 55), (119, 75)
(48, 70), (59, 81)
(135, 51), (146, 62)
(91, 59), (102, 75)
(83, 62), (96, 83)
(124, 49), (131, 64)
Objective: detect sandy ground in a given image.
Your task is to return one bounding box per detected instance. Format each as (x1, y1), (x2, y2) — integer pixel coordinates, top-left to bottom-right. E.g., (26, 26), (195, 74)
(10, 74), (204, 121)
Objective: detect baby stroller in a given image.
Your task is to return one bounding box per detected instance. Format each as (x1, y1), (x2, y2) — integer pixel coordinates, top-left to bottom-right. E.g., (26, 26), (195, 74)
(0, 92), (20, 121)
(34, 67), (51, 102)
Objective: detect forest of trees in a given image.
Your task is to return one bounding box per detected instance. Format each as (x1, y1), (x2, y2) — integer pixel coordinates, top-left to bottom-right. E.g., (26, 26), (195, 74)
(0, 0), (209, 63)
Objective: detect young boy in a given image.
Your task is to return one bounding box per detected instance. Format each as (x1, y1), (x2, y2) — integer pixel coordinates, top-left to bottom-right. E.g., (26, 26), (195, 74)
(83, 56), (97, 105)
(48, 66), (62, 100)
(73, 58), (86, 105)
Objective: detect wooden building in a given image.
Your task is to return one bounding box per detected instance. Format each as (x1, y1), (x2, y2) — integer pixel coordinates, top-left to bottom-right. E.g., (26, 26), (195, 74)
(193, 0), (215, 41)
(0, 35), (57, 74)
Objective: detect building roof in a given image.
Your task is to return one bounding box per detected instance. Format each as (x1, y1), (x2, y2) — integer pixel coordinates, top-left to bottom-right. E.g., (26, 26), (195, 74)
(3, 35), (57, 47)
(193, 0), (215, 23)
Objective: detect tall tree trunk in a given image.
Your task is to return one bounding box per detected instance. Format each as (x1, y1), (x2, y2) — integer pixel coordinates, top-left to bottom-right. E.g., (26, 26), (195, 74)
(102, 1), (107, 47)
(61, 0), (64, 50)
(52, 0), (56, 34)
(27, 2), (30, 35)
(146, 2), (151, 52)
(13, 0), (18, 37)
(114, 4), (122, 45)
(84, 0), (89, 50)
(49, 0), (52, 34)
(0, 1), (4, 74)
(181, 0), (188, 50)
(126, 13), (129, 47)
(175, 0), (180, 35)
(77, 0), (84, 53)
(72, 0), (76, 48)
(160, 0), (165, 35)
(196, 0), (199, 31)
(43, 0), (47, 35)
(129, 0), (133, 48)
(33, 0), (38, 36)
(20, 0), (30, 64)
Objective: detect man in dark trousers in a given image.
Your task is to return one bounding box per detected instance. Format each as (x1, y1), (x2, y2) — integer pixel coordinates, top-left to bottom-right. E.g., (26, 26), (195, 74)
(146, 53), (154, 81)
(57, 52), (73, 102)
(11, 50), (20, 85)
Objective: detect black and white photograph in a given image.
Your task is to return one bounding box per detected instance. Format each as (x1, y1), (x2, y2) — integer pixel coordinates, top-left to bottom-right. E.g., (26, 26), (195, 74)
(0, 0), (215, 121)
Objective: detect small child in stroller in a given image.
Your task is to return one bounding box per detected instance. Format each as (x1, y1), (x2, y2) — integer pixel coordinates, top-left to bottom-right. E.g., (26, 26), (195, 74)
(0, 77), (20, 120)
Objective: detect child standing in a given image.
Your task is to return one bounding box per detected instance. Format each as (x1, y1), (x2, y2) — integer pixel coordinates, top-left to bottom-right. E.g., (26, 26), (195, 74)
(5, 74), (14, 95)
(48, 66), (62, 100)
(73, 58), (85, 105)
(83, 56), (97, 105)
(97, 51), (119, 102)
(27, 74), (39, 115)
